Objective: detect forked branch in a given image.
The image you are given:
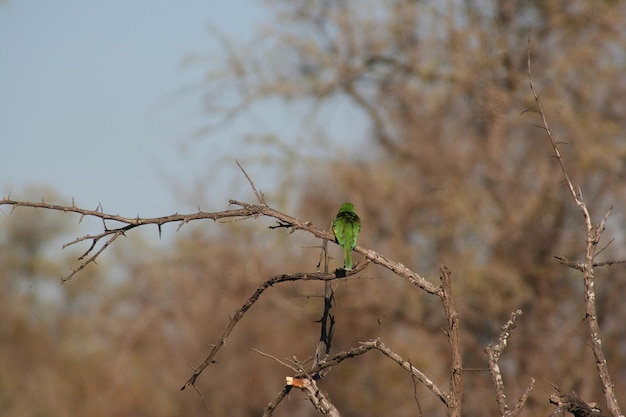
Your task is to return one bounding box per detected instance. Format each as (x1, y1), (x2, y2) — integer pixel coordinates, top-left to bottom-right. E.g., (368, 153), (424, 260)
(485, 310), (534, 417)
(181, 271), (340, 390)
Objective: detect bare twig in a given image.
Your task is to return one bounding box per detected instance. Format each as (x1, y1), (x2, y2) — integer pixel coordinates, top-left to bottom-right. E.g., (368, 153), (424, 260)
(262, 386), (291, 417)
(408, 358), (424, 416)
(485, 309), (534, 417)
(250, 348), (299, 372)
(360, 339), (448, 405)
(554, 256), (626, 272)
(190, 384), (212, 414)
(236, 160), (266, 205)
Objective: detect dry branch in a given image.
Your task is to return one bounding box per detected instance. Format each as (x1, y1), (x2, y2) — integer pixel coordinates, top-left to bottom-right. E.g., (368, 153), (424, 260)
(527, 37), (622, 417)
(0, 196), (253, 281)
(362, 339), (448, 405)
(262, 386), (291, 417)
(286, 376), (341, 416)
(485, 310), (534, 417)
(439, 266), (463, 417)
(550, 391), (611, 417)
(0, 198), (438, 293)
(181, 270), (339, 390)
(279, 338), (448, 412)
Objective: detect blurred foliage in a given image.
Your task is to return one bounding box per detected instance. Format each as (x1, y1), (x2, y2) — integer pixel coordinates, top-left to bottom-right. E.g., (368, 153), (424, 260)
(3, 0), (626, 416)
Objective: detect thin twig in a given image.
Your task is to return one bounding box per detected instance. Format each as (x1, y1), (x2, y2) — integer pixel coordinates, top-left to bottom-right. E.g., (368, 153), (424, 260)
(250, 348), (299, 372)
(262, 386), (291, 417)
(361, 339), (448, 405)
(236, 160), (266, 205)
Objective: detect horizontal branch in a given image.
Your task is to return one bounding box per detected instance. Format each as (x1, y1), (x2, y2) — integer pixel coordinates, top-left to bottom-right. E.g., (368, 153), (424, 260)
(0, 198), (440, 294)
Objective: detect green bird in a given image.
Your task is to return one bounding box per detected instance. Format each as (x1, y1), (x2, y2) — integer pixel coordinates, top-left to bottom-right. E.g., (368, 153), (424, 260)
(333, 202), (361, 270)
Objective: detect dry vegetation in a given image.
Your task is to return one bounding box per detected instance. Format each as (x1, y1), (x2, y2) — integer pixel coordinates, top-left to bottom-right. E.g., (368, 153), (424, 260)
(2, 1), (626, 416)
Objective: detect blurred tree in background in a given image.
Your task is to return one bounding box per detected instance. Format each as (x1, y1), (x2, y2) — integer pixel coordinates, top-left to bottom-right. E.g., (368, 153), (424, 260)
(2, 0), (626, 416)
(198, 0), (626, 413)
(199, 0), (626, 414)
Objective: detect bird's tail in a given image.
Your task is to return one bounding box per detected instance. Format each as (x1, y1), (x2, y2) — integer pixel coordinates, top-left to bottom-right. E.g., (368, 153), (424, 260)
(344, 247), (353, 270)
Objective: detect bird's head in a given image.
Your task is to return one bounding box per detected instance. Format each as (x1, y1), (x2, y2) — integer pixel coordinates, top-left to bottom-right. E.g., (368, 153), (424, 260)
(339, 202), (354, 212)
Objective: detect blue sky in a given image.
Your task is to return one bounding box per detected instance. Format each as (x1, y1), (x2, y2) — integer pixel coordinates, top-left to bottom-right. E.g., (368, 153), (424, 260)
(0, 1), (275, 218)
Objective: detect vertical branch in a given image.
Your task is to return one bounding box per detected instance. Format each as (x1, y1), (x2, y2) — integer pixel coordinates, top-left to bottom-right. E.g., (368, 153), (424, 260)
(439, 266), (463, 417)
(485, 310), (534, 417)
(527, 37), (622, 417)
(313, 282), (335, 372)
(313, 229), (335, 371)
(580, 210), (621, 417)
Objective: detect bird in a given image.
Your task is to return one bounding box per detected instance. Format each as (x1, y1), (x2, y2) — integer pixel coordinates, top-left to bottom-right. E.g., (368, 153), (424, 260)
(332, 202), (361, 270)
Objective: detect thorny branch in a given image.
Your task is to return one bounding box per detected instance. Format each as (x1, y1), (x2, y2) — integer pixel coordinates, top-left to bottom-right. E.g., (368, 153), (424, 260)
(1, 165), (447, 416)
(527, 35), (622, 417)
(0, 196), (253, 282)
(0, 198), (438, 293)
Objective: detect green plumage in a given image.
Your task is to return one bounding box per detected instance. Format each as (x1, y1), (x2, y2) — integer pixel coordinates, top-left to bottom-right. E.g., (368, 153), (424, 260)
(332, 202), (361, 270)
